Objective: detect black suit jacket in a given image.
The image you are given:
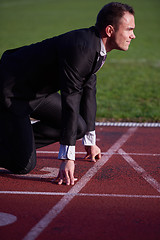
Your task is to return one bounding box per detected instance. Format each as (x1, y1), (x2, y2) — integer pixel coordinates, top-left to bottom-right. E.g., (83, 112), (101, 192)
(0, 26), (103, 145)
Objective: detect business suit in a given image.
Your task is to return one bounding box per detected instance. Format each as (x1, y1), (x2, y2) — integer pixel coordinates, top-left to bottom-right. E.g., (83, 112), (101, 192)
(0, 26), (104, 173)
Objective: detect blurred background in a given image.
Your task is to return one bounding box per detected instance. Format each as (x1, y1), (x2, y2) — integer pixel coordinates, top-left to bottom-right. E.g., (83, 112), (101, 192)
(0, 0), (160, 122)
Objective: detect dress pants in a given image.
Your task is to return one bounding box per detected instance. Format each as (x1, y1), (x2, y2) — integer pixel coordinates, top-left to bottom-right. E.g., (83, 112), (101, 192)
(0, 93), (87, 174)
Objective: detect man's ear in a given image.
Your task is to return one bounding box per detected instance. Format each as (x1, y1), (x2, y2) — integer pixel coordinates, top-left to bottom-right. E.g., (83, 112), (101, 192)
(105, 25), (114, 37)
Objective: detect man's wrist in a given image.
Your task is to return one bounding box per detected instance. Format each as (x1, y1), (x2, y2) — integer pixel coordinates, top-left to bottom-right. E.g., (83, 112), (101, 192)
(58, 145), (75, 160)
(82, 130), (96, 146)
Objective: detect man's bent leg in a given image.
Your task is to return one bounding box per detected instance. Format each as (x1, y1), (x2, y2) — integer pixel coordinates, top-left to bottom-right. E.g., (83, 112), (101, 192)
(31, 93), (87, 148)
(0, 108), (36, 174)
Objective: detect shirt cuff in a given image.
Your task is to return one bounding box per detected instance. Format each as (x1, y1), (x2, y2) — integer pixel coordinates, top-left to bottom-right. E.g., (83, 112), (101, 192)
(58, 145), (75, 160)
(82, 130), (96, 146)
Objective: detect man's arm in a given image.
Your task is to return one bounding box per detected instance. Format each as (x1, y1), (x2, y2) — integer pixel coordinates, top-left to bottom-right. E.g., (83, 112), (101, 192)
(58, 30), (97, 145)
(56, 72), (100, 185)
(55, 32), (100, 185)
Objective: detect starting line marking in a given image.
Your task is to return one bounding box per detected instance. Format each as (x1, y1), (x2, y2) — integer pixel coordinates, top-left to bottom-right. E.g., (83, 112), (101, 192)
(23, 127), (137, 240)
(0, 191), (160, 199)
(36, 150), (160, 157)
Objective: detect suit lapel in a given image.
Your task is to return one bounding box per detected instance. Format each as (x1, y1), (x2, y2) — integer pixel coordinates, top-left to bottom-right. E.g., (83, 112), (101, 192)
(92, 53), (107, 74)
(88, 27), (106, 74)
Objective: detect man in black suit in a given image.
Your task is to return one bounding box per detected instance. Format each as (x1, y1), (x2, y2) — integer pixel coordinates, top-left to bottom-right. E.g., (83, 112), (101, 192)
(0, 2), (135, 185)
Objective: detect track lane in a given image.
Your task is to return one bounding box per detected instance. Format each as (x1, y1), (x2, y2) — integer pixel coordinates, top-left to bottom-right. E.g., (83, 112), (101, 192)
(0, 126), (160, 240)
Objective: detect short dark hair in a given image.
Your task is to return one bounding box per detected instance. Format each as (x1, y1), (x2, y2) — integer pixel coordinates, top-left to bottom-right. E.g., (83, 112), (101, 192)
(95, 2), (135, 32)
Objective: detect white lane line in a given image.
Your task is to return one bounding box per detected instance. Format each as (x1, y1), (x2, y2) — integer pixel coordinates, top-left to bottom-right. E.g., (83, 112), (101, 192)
(95, 121), (160, 128)
(37, 150), (160, 157)
(0, 191), (160, 199)
(119, 148), (160, 193)
(23, 127), (137, 240)
(31, 120), (160, 128)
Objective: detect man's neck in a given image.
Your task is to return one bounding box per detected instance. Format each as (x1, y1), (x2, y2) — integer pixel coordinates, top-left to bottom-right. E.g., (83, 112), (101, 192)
(101, 36), (114, 53)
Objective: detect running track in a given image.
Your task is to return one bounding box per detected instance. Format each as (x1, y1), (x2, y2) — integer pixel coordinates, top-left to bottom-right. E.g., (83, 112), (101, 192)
(0, 124), (160, 240)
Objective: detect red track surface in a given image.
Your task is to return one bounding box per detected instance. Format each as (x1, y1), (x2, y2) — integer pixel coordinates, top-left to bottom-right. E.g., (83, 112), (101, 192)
(0, 126), (160, 240)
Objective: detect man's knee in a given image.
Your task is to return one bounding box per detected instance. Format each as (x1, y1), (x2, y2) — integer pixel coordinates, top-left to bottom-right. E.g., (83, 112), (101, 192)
(0, 150), (37, 175)
(9, 160), (36, 174)
(15, 151), (37, 174)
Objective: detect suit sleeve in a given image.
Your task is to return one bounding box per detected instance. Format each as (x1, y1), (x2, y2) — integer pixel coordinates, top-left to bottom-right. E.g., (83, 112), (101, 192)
(80, 74), (97, 132)
(58, 41), (97, 146)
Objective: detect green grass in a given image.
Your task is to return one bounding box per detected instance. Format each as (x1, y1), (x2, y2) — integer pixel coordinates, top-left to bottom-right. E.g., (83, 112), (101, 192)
(0, 0), (160, 122)
(97, 62), (160, 122)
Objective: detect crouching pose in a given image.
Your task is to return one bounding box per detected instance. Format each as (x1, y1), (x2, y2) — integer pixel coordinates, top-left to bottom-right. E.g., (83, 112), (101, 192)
(0, 2), (135, 185)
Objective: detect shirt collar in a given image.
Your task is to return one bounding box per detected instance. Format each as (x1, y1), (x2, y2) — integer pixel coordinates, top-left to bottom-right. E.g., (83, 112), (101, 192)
(100, 39), (107, 56)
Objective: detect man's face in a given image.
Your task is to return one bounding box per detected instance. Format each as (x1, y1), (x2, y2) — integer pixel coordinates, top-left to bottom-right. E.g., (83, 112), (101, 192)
(111, 11), (136, 51)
